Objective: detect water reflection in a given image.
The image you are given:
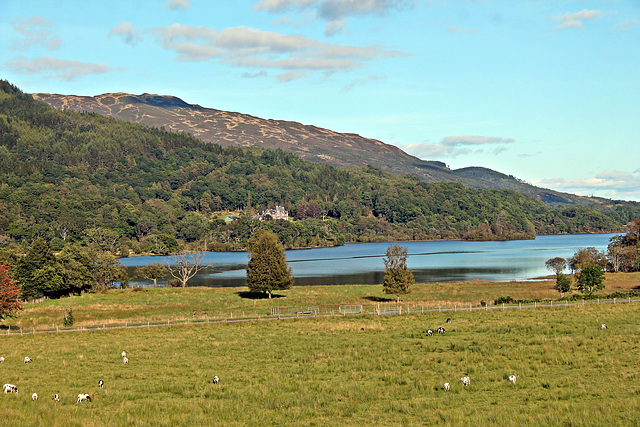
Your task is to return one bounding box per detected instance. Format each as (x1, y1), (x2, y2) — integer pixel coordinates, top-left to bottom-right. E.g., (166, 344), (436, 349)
(121, 233), (615, 287)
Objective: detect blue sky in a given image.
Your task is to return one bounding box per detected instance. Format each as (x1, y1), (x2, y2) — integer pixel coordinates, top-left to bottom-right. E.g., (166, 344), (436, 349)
(1, 0), (639, 201)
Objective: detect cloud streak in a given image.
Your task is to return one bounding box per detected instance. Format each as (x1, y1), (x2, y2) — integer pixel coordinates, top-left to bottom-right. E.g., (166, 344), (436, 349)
(552, 10), (603, 30)
(405, 135), (515, 159)
(253, 0), (415, 35)
(532, 170), (640, 201)
(5, 56), (114, 81)
(10, 16), (62, 51)
(148, 24), (408, 79)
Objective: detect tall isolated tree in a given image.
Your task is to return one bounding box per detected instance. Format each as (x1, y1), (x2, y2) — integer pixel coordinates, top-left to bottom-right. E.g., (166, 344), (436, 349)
(135, 263), (168, 287)
(246, 229), (293, 298)
(0, 264), (22, 319)
(545, 257), (571, 297)
(576, 264), (605, 296)
(382, 244), (414, 303)
(167, 252), (207, 287)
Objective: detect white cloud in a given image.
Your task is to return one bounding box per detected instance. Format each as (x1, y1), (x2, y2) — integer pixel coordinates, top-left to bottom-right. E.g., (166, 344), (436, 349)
(552, 9), (603, 31)
(404, 135), (515, 160)
(448, 26), (481, 34)
(532, 170), (640, 201)
(108, 22), (143, 46)
(253, 0), (414, 34)
(441, 135), (515, 146)
(149, 24), (408, 79)
(340, 75), (386, 93)
(613, 19), (640, 30)
(164, 0), (191, 10)
(277, 70), (308, 82)
(5, 55), (114, 82)
(10, 16), (62, 51)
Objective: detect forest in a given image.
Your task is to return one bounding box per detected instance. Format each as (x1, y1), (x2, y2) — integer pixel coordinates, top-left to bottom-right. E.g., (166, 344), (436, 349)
(1, 79), (639, 258)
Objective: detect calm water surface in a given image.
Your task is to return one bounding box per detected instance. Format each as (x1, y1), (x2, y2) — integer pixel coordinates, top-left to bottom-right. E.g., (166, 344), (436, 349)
(120, 233), (616, 287)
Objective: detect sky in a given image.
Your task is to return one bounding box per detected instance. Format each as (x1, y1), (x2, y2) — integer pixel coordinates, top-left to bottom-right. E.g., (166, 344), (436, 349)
(1, 0), (639, 201)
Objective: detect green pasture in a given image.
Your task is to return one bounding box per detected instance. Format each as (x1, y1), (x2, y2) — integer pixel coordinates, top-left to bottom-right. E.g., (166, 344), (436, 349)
(1, 303), (640, 426)
(8, 272), (640, 330)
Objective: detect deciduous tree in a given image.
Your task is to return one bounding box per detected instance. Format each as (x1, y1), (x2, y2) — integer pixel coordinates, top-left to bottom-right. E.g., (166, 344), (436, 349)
(576, 264), (605, 296)
(0, 264), (22, 319)
(167, 252), (207, 287)
(135, 263), (167, 287)
(246, 229), (293, 298)
(382, 244), (414, 303)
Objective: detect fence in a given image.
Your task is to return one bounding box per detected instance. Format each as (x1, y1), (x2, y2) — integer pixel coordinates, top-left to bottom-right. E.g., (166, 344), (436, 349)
(3, 297), (639, 337)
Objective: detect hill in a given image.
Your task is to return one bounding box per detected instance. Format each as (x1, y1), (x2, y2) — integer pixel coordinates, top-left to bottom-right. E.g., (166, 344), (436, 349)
(32, 91), (610, 208)
(1, 80), (637, 255)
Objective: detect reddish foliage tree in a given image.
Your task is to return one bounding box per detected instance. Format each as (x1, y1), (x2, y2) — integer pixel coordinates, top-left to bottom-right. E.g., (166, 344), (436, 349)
(0, 264), (22, 319)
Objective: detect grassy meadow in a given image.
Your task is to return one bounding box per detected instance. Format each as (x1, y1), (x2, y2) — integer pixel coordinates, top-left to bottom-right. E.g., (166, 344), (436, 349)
(2, 303), (640, 425)
(2, 274), (640, 425)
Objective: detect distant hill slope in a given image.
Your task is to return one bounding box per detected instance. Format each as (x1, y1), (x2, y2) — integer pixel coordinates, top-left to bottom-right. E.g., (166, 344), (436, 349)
(32, 92), (617, 208)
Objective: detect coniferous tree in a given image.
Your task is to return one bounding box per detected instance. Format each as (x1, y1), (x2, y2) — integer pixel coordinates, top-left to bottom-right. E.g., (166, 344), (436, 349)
(246, 229), (293, 298)
(382, 244), (414, 303)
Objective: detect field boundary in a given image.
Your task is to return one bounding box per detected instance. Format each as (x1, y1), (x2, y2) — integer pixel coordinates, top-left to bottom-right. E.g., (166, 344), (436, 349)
(3, 297), (638, 337)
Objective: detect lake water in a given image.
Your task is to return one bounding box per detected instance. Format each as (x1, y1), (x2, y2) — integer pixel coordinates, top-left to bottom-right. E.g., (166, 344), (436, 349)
(120, 233), (616, 287)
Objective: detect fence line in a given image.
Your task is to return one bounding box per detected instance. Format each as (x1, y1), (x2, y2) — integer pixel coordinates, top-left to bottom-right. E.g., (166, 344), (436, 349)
(3, 297), (639, 337)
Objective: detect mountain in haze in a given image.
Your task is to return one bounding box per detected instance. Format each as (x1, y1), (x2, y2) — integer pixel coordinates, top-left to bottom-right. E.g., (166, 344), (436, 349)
(32, 91), (609, 208)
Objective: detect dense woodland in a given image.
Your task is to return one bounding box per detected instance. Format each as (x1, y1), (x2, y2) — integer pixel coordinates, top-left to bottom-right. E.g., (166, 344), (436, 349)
(1, 80), (639, 259)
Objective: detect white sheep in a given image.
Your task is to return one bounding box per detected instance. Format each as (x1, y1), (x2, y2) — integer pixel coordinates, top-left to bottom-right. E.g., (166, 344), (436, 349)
(460, 376), (470, 386)
(508, 375), (517, 385)
(24, 356), (32, 363)
(77, 393), (92, 403)
(31, 393), (38, 401)
(427, 330), (433, 336)
(3, 384), (18, 393)
(213, 375), (219, 384)
(444, 382), (450, 391)
(123, 356), (129, 364)
(53, 394), (60, 402)
(98, 380), (104, 389)
(601, 324), (608, 330)
(121, 351), (126, 358)
(0, 356), (4, 363)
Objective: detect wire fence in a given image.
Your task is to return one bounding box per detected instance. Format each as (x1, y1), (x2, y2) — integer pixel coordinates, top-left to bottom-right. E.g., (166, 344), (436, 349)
(3, 296), (638, 337)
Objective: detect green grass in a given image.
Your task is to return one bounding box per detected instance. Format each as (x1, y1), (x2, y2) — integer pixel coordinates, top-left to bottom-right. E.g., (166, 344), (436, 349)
(8, 272), (640, 330)
(1, 303), (640, 425)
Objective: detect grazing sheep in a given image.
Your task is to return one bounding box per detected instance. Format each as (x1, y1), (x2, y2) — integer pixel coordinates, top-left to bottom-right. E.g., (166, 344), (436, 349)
(427, 330), (433, 336)
(601, 324), (608, 330)
(3, 384), (18, 393)
(121, 351), (126, 358)
(24, 356), (32, 363)
(98, 380), (104, 389)
(53, 394), (60, 402)
(0, 357), (4, 363)
(437, 327), (446, 334)
(446, 318), (452, 323)
(444, 382), (450, 391)
(123, 356), (129, 365)
(213, 376), (219, 384)
(460, 376), (470, 386)
(31, 393), (38, 401)
(509, 375), (517, 385)
(77, 393), (92, 403)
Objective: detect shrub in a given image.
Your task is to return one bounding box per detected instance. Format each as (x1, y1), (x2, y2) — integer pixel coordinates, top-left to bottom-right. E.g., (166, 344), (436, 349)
(63, 307), (74, 326)
(494, 295), (514, 305)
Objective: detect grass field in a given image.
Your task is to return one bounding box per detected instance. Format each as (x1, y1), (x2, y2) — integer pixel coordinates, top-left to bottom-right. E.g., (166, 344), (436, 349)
(2, 274), (640, 425)
(1, 303), (640, 425)
(6, 272), (640, 330)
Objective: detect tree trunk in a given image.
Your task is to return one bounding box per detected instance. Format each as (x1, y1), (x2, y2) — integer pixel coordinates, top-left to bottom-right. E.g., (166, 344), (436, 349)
(268, 291), (272, 299)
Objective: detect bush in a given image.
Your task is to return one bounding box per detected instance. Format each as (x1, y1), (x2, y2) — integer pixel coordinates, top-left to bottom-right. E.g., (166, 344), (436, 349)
(494, 295), (514, 305)
(63, 307), (74, 326)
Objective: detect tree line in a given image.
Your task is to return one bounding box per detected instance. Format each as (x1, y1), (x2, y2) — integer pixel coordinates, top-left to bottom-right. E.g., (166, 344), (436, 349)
(2, 80), (638, 259)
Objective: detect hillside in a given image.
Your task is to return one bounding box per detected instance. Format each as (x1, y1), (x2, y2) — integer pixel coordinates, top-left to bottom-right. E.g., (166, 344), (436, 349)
(1, 80), (637, 255)
(32, 91), (607, 208)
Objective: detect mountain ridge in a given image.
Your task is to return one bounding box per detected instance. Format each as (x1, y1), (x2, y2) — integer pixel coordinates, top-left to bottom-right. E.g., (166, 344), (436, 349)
(32, 91), (610, 208)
